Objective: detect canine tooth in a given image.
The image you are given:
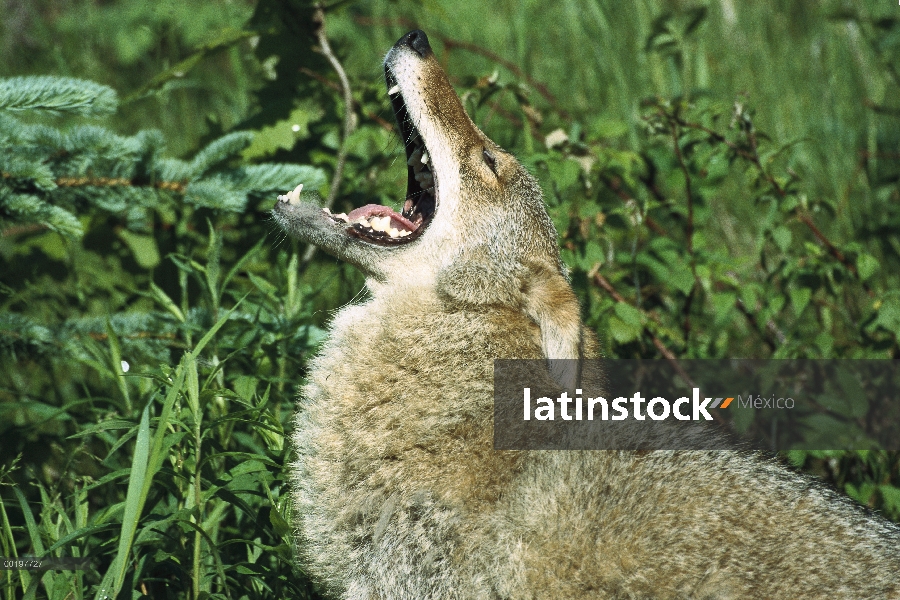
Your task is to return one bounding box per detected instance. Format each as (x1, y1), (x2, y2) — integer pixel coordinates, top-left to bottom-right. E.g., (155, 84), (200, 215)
(278, 183), (303, 206)
(323, 207), (331, 214)
(388, 84), (400, 95)
(421, 149), (429, 164)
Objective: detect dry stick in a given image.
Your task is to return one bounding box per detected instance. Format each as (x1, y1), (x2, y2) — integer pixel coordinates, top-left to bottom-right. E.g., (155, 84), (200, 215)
(301, 5), (356, 266)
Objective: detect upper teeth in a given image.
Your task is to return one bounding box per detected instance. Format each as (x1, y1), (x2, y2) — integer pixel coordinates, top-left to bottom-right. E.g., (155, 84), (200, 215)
(277, 183), (304, 206)
(407, 141), (435, 196)
(388, 84), (400, 96)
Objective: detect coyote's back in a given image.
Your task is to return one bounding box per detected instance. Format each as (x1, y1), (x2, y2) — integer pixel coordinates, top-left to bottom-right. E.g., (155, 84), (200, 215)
(273, 30), (900, 599)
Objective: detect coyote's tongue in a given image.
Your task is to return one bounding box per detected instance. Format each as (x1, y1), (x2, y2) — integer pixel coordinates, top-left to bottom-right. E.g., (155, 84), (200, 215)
(347, 204), (417, 232)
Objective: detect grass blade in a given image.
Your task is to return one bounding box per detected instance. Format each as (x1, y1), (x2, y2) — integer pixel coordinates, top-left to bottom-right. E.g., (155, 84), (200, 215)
(94, 403), (150, 599)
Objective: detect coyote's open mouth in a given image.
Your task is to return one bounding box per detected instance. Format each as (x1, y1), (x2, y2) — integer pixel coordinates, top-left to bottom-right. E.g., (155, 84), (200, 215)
(312, 64), (437, 245)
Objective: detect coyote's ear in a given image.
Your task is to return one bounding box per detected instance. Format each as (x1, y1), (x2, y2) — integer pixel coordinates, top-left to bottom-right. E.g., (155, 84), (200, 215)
(523, 261), (584, 390)
(437, 254), (585, 388)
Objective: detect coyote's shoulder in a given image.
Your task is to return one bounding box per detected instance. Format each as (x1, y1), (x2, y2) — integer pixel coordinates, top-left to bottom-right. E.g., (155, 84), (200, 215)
(274, 29), (900, 600)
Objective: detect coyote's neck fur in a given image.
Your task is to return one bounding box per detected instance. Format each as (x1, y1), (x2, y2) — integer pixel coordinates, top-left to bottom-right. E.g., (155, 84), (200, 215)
(273, 30), (900, 600)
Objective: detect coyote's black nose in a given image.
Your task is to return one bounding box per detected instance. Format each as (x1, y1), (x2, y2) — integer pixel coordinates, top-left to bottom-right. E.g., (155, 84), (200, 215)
(395, 30), (432, 58)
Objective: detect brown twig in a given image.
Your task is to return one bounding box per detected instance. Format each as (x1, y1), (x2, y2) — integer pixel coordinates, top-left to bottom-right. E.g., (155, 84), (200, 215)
(0, 223), (47, 237)
(3, 172), (188, 194)
(667, 118), (695, 258)
(438, 36), (565, 116)
(592, 272), (695, 388)
(300, 67), (395, 131)
(302, 4), (356, 266)
(349, 17), (565, 116)
(734, 299), (779, 352)
(672, 114), (867, 287)
(664, 114), (700, 342)
(598, 174), (667, 236)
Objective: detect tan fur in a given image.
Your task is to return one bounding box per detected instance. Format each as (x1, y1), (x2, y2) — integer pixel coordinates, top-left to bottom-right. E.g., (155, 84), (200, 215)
(273, 30), (900, 599)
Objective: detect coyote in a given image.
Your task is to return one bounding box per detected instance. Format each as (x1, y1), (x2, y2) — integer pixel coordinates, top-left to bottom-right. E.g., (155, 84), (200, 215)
(273, 30), (900, 599)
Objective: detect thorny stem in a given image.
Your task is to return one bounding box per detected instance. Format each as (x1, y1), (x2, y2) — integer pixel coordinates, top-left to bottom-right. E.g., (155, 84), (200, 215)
(301, 4), (356, 266)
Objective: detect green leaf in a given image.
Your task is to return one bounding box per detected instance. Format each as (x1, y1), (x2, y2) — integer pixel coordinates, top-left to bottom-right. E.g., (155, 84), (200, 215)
(269, 505), (292, 538)
(614, 302), (643, 326)
(547, 157), (581, 191)
(148, 281), (185, 323)
(579, 241), (604, 270)
(771, 226), (792, 252)
(118, 230), (160, 269)
(878, 485), (900, 516)
(711, 292), (737, 326)
(233, 375), (258, 402)
(873, 297), (900, 336)
(587, 117), (628, 140)
(789, 287), (812, 316)
(845, 482), (876, 505)
(856, 253), (879, 282)
(190, 293), (247, 359)
(609, 304), (643, 344)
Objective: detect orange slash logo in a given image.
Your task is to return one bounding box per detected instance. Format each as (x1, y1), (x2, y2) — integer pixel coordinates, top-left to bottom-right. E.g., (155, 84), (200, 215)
(710, 397), (734, 409)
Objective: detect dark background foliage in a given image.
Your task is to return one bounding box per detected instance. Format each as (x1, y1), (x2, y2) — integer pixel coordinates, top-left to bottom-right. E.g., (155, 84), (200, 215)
(1, 0), (899, 597)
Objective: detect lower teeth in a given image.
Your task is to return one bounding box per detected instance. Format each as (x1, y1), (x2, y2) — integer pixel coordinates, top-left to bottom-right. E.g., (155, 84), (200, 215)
(322, 208), (411, 238)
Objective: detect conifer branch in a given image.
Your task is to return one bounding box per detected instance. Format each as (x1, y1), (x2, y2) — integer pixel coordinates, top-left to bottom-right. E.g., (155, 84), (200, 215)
(0, 76), (117, 116)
